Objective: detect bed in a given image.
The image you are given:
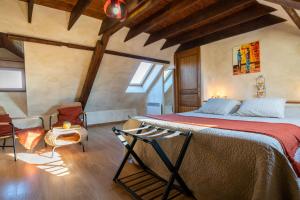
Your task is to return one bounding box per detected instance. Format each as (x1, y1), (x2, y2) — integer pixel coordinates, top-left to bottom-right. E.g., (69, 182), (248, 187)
(123, 109), (300, 200)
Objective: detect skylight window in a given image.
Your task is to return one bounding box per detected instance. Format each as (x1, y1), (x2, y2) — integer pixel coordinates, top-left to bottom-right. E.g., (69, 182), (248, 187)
(130, 62), (153, 86)
(163, 69), (172, 81)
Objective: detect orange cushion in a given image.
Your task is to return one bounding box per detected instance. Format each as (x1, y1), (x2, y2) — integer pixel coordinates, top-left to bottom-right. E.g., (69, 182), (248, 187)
(16, 127), (45, 150)
(57, 106), (82, 125)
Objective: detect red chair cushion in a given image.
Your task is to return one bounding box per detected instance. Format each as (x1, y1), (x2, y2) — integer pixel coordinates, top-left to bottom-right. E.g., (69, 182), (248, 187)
(57, 106), (83, 125)
(0, 114), (12, 137)
(0, 114), (11, 123)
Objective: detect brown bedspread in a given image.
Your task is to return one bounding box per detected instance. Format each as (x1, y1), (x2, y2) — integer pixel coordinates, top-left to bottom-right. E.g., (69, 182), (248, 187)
(123, 118), (300, 200)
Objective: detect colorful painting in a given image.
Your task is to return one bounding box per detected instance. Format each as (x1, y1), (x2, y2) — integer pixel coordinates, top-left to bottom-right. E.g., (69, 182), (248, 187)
(233, 41), (260, 75)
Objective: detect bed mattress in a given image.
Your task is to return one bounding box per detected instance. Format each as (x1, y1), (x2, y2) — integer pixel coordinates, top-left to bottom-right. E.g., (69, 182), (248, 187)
(123, 112), (300, 200)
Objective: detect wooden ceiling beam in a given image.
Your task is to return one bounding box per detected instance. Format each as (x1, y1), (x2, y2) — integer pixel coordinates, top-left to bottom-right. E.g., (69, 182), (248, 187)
(0, 33), (24, 59)
(98, 18), (119, 35)
(68, 0), (92, 30)
(98, 0), (144, 35)
(265, 0), (300, 10)
(162, 3), (276, 49)
(144, 0), (255, 46)
(103, 0), (171, 36)
(3, 32), (170, 63)
(124, 0), (205, 42)
(177, 14), (286, 52)
(28, 0), (34, 23)
(282, 6), (300, 29)
(79, 34), (110, 109)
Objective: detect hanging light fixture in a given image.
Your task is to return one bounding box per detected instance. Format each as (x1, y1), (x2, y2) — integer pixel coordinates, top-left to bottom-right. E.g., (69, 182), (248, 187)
(104, 0), (127, 20)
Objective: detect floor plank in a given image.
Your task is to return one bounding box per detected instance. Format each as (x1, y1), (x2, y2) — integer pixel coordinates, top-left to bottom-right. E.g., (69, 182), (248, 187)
(0, 123), (189, 200)
(0, 123), (133, 200)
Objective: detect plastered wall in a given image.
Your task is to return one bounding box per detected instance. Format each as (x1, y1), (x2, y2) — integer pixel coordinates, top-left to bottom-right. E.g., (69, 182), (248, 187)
(201, 21), (300, 101)
(0, 0), (177, 124)
(200, 1), (300, 101)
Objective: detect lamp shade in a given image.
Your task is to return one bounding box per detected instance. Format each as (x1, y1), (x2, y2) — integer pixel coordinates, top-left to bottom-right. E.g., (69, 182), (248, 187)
(104, 0), (127, 19)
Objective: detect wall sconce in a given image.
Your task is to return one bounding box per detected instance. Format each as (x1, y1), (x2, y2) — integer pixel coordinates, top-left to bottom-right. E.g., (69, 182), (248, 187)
(256, 75), (266, 98)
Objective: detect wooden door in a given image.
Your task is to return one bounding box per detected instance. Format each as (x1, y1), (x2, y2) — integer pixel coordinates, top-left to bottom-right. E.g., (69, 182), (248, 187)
(174, 47), (201, 113)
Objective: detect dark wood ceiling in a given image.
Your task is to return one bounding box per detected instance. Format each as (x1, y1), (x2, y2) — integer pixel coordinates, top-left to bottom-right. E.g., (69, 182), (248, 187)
(20, 0), (107, 19)
(18, 0), (299, 51)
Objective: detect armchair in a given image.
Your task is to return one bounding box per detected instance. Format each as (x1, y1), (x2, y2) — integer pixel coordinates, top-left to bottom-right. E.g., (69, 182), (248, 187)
(49, 102), (88, 140)
(0, 121), (17, 161)
(0, 106), (45, 160)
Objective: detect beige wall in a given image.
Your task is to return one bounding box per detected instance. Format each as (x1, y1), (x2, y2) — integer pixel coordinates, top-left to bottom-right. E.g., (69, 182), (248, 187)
(201, 22), (300, 101)
(0, 0), (177, 123)
(24, 43), (91, 115)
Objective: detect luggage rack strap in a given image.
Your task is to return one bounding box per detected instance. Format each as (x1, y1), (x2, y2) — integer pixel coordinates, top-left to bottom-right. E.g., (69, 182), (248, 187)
(113, 124), (187, 143)
(112, 123), (195, 200)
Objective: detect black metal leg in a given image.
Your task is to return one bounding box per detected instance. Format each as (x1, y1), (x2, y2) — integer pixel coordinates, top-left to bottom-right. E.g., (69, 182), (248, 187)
(151, 134), (193, 197)
(12, 136), (17, 161)
(2, 139), (6, 150)
(113, 137), (138, 181)
(112, 126), (193, 200)
(80, 142), (85, 152)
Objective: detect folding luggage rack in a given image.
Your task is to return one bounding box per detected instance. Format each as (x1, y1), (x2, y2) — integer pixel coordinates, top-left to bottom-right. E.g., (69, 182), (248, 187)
(112, 123), (194, 200)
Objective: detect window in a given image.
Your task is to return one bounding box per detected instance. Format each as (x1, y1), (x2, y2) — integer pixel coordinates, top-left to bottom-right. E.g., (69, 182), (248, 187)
(126, 63), (164, 94)
(0, 68), (26, 92)
(163, 69), (173, 93)
(163, 69), (172, 81)
(129, 62), (153, 86)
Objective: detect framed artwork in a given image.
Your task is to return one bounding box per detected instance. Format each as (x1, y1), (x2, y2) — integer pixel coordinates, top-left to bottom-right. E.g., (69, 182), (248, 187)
(233, 41), (260, 75)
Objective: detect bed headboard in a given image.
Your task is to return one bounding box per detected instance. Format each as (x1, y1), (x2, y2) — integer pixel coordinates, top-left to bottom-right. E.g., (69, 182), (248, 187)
(202, 100), (300, 104)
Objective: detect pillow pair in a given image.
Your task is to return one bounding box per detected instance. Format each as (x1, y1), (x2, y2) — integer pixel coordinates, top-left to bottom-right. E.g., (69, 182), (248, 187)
(197, 98), (286, 118)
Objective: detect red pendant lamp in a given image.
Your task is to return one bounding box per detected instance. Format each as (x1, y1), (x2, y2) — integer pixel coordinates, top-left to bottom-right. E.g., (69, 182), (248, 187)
(104, 0), (127, 19)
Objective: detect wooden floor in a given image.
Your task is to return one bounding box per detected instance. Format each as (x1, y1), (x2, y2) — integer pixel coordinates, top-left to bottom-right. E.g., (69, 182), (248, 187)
(0, 123), (189, 200)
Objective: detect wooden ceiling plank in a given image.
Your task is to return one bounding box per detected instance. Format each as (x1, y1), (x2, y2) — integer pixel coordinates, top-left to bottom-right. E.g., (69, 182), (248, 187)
(124, 0), (206, 42)
(79, 33), (110, 109)
(282, 6), (300, 29)
(28, 0), (34, 23)
(265, 0), (300, 10)
(144, 0), (255, 46)
(19, 0), (106, 20)
(0, 33), (24, 59)
(177, 14), (286, 52)
(68, 0), (93, 30)
(162, 3), (276, 49)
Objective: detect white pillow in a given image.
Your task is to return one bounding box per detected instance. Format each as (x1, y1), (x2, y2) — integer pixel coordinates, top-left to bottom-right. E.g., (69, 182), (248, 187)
(235, 98), (286, 118)
(196, 98), (241, 115)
